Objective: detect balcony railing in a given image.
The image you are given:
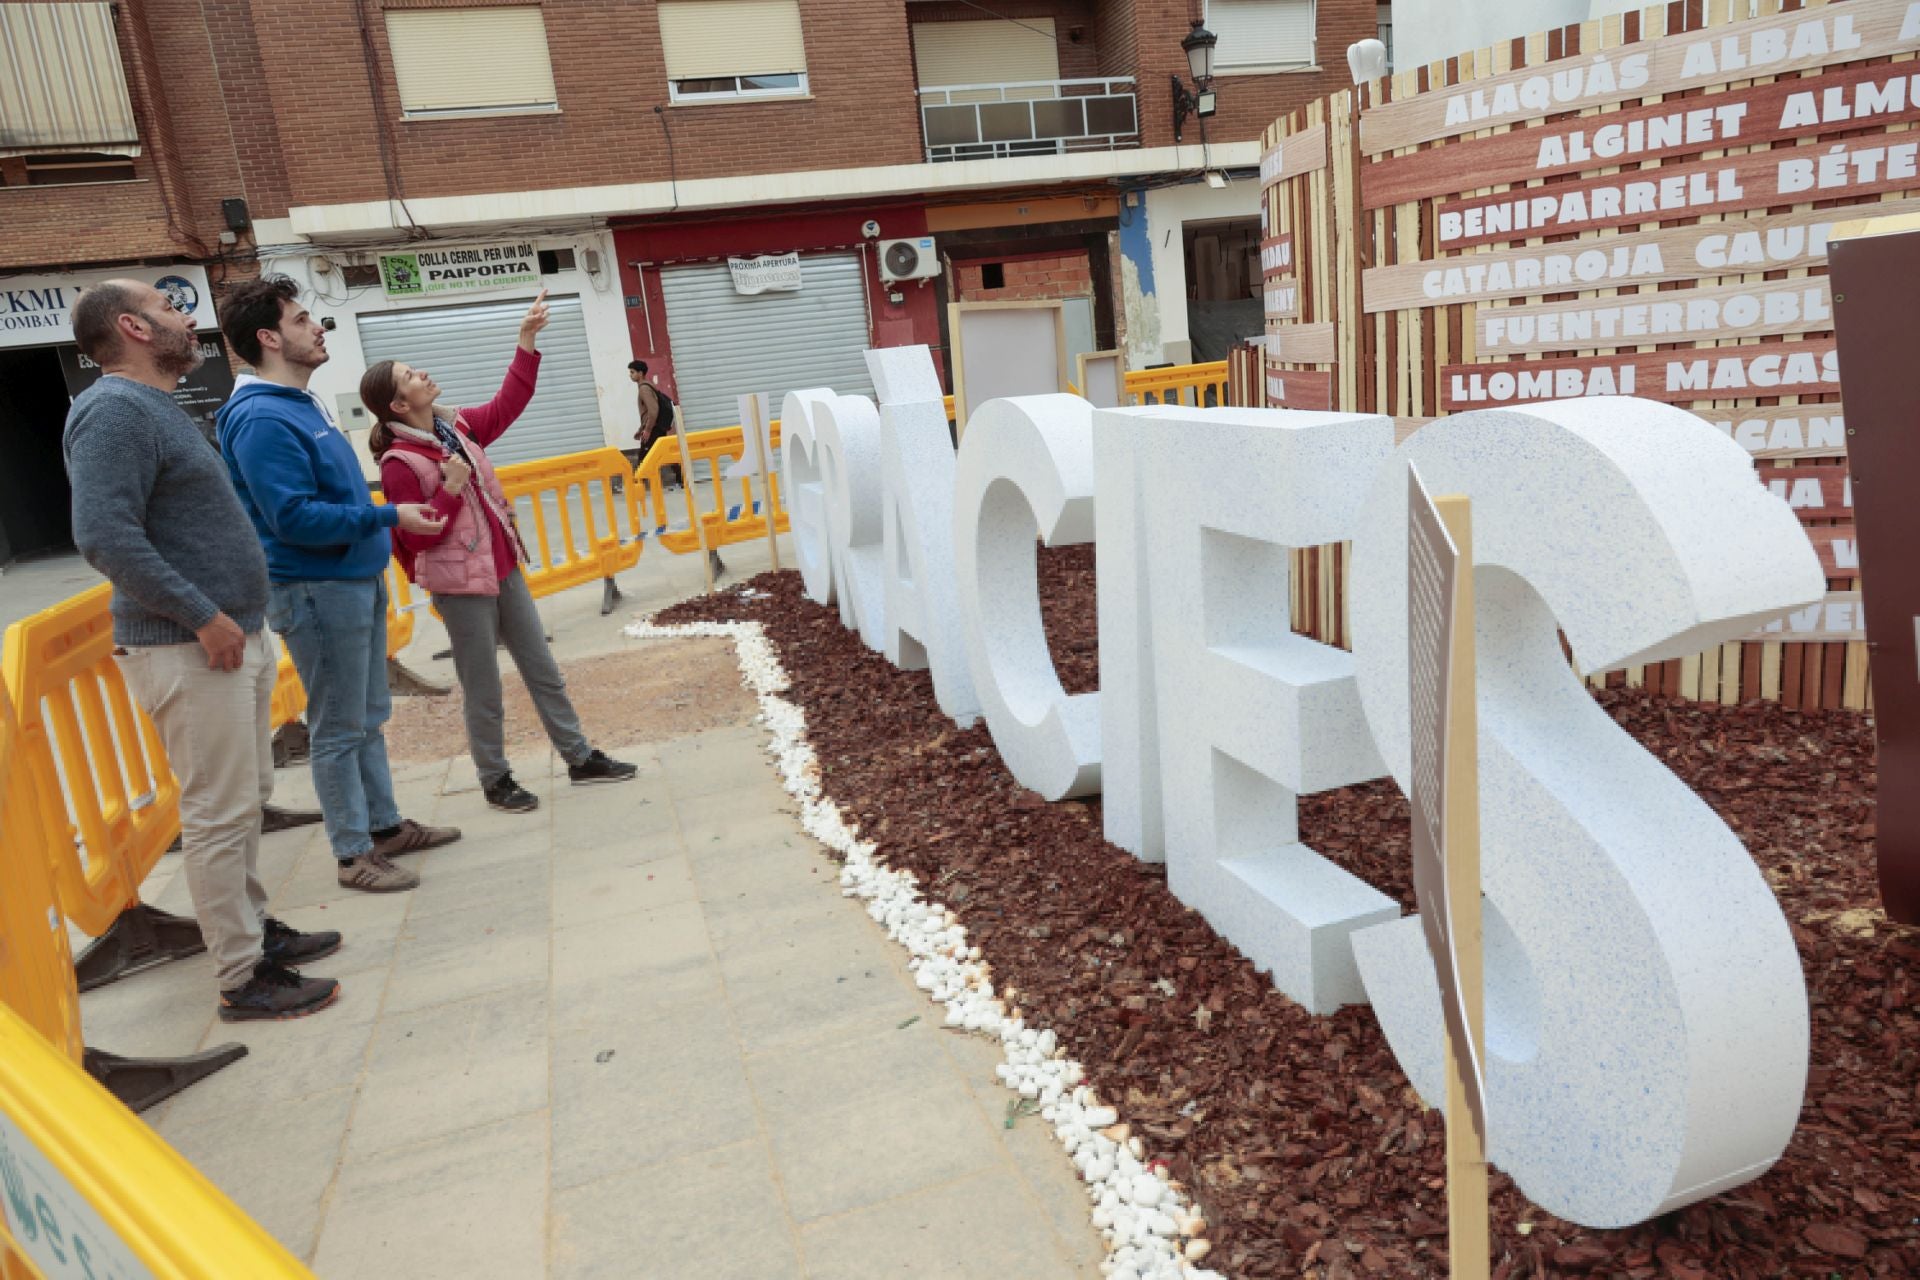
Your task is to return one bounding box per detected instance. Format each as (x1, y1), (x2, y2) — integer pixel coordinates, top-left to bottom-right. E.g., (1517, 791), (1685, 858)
(918, 78), (1139, 163)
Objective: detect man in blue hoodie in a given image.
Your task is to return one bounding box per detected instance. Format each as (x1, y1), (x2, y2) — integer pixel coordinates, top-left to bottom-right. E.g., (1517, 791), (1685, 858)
(218, 276), (459, 893)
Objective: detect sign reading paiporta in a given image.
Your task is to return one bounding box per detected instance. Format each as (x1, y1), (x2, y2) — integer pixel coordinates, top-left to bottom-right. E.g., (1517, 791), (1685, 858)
(378, 242), (539, 298)
(784, 344), (1825, 1231)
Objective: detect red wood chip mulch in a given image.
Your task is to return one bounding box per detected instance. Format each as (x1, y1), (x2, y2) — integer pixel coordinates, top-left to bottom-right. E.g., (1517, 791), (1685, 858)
(659, 549), (1919, 1279)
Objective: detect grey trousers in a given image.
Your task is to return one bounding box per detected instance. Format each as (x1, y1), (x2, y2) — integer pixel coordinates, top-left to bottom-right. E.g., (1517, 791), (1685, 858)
(434, 569), (591, 787)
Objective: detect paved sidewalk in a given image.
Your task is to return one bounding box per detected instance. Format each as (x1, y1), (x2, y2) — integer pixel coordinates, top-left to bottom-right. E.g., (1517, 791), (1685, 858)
(78, 626), (1104, 1277)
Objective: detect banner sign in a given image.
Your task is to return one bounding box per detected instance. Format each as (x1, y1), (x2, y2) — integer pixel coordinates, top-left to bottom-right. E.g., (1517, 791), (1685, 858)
(1265, 367), (1333, 410)
(1359, 0), (1920, 155)
(0, 265), (213, 350)
(1259, 124), (1328, 185)
(727, 252), (803, 295)
(1478, 277), (1833, 357)
(1364, 197), (1920, 314)
(379, 242), (539, 298)
(1740, 591), (1865, 643)
(1441, 338), (1838, 411)
(1366, 58), (1920, 209)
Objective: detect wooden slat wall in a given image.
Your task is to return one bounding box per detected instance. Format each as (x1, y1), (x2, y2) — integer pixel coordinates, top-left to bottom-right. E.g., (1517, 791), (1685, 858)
(1257, 0), (1909, 712)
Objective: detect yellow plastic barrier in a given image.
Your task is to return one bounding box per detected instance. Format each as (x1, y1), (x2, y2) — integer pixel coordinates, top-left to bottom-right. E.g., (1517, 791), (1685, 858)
(493, 447), (644, 602)
(1124, 360), (1229, 407)
(1, 588), (178, 941)
(632, 424), (790, 558)
(0, 1001), (312, 1279)
(0, 682), (82, 1069)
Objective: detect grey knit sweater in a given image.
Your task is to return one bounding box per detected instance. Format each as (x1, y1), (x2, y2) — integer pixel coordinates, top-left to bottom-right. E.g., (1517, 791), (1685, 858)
(64, 376), (269, 646)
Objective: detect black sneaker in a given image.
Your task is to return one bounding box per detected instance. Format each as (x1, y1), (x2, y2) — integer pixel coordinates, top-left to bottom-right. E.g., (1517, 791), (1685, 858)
(484, 774), (540, 812)
(262, 916), (341, 966)
(219, 960), (339, 1022)
(568, 749), (639, 785)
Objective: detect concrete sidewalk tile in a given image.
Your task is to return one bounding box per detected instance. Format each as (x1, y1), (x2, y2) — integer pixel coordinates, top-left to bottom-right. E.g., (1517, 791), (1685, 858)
(404, 848), (551, 922)
(721, 929), (922, 1056)
(162, 1013), (375, 1131)
(551, 1140), (800, 1280)
(799, 1169), (1093, 1280)
(767, 1081), (1003, 1224)
(549, 1005), (758, 1190)
(657, 736), (780, 801)
(553, 850), (697, 929)
(159, 1085), (355, 1262)
(347, 986), (549, 1159)
(77, 956), (215, 1062)
(992, 1106), (1110, 1274)
(552, 823), (685, 875)
(550, 900), (720, 1032)
(383, 907), (550, 1016)
(272, 892), (412, 980)
(677, 811), (809, 867)
(315, 1110), (548, 1280)
(691, 840), (836, 919)
(744, 1021), (959, 1118)
(273, 849), (371, 911)
(704, 889), (847, 951)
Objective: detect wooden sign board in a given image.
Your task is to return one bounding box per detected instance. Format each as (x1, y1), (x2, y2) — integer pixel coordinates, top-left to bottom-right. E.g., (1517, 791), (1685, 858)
(1364, 197), (1920, 314)
(1762, 465), (1852, 523)
(1710, 406), (1847, 461)
(1436, 134), (1920, 252)
(1478, 277), (1833, 357)
(1807, 526), (1859, 578)
(947, 300), (1069, 434)
(1263, 324), (1337, 366)
(1365, 58), (1920, 210)
(1076, 349), (1125, 409)
(1441, 339), (1838, 412)
(1830, 212), (1920, 922)
(1264, 280), (1301, 321)
(1266, 368), (1334, 411)
(1261, 234), (1295, 280)
(1359, 0), (1918, 155)
(1740, 591), (1865, 644)
(1260, 123), (1329, 184)
(1406, 468), (1490, 1278)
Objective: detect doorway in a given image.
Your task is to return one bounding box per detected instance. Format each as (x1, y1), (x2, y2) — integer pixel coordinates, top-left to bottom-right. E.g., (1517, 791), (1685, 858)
(1182, 217), (1263, 363)
(0, 346), (76, 564)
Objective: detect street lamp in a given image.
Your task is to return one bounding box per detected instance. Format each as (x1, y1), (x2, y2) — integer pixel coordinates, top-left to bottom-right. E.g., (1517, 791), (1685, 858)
(1171, 20), (1218, 143)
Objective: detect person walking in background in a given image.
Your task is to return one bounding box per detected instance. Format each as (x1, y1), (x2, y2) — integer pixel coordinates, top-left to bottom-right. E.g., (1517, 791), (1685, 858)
(217, 275), (460, 894)
(628, 359), (724, 577)
(63, 279), (341, 1021)
(362, 290), (637, 813)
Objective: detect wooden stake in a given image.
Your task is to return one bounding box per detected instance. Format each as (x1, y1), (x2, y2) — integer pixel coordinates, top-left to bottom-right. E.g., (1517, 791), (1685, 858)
(1435, 494), (1490, 1280)
(745, 394), (782, 572)
(673, 416), (716, 595)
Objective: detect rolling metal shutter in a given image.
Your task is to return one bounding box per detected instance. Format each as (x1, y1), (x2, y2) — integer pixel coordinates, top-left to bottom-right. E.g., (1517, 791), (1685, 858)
(658, 252), (873, 431)
(356, 294), (603, 466)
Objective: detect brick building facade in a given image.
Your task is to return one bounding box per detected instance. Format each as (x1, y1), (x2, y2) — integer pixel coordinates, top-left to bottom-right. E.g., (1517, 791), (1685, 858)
(2, 0), (1378, 562)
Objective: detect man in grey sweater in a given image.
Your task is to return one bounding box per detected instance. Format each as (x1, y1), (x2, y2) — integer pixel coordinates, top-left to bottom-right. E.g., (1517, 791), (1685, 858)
(63, 279), (341, 1022)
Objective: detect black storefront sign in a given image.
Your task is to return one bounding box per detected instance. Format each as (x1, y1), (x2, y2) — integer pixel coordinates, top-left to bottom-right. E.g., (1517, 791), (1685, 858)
(57, 333), (236, 441)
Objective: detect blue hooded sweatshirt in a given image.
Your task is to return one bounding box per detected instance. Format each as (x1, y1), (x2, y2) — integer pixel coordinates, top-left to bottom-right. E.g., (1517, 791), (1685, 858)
(216, 377), (398, 583)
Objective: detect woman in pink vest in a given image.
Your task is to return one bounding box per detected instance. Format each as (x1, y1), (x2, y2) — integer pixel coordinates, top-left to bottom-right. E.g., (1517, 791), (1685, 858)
(362, 290), (636, 812)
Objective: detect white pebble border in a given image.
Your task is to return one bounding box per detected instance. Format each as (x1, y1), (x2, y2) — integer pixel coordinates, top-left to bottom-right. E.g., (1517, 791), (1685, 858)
(627, 615), (1227, 1280)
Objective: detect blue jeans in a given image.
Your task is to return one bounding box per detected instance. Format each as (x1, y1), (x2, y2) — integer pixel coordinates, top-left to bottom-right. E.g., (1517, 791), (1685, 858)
(267, 577), (402, 861)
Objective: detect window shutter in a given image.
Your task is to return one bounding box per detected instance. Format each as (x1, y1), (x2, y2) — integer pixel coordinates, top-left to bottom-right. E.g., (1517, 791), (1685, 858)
(912, 18), (1059, 89)
(0, 2), (139, 156)
(1206, 0), (1316, 70)
(385, 7), (558, 114)
(658, 0), (807, 81)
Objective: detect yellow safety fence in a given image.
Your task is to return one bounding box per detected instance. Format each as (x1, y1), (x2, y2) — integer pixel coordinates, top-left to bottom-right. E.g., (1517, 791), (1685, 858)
(0, 686), (310, 1280)
(495, 448), (643, 600)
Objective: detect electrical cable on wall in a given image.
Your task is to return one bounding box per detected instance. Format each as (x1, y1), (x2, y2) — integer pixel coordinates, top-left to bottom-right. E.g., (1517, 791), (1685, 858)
(354, 0), (428, 240)
(654, 105), (681, 213)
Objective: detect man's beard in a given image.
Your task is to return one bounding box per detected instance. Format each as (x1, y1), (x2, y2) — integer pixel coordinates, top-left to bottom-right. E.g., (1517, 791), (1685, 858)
(154, 325), (206, 378)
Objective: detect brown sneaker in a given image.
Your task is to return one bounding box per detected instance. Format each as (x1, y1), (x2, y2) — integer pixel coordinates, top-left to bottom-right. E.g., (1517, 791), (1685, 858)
(337, 851), (420, 893)
(370, 818), (462, 858)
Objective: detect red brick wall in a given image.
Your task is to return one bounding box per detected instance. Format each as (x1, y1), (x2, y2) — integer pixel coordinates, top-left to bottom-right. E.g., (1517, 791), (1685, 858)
(254, 0), (929, 211)
(955, 251), (1092, 302)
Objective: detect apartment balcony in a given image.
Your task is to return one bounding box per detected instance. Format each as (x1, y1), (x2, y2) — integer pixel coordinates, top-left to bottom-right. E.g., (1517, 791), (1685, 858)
(917, 78), (1140, 164)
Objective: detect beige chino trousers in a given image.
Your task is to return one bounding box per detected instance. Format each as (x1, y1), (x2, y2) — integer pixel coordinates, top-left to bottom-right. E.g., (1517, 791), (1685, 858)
(114, 628), (275, 990)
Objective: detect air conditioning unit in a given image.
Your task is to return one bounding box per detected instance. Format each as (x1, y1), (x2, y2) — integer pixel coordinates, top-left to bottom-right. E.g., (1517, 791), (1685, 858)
(879, 237), (941, 282)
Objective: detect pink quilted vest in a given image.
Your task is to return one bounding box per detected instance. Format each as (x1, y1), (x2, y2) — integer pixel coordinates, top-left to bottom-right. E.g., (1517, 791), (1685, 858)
(380, 417), (523, 598)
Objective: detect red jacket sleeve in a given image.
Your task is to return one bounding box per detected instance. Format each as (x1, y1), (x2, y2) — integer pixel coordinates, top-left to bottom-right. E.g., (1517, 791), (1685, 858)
(459, 346), (542, 448)
(380, 454), (465, 553)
